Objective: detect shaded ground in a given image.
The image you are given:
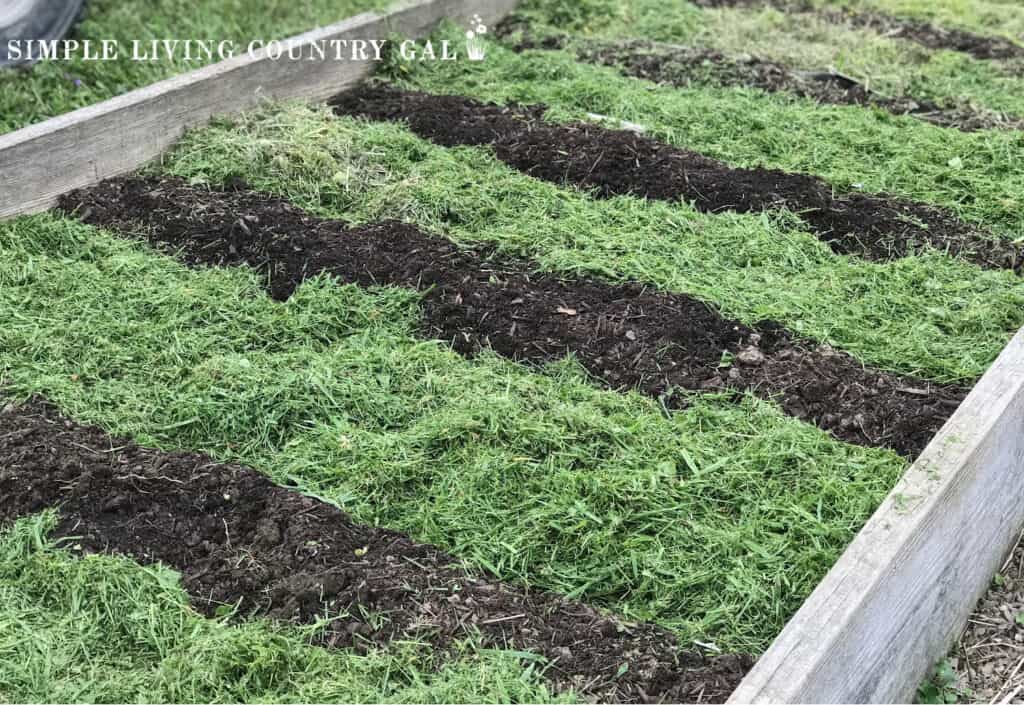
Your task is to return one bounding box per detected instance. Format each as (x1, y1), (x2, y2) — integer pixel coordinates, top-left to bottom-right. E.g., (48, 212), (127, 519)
(497, 26), (1024, 132)
(329, 84), (1022, 275)
(689, 0), (1024, 61)
(0, 397), (750, 703)
(949, 533), (1024, 703)
(61, 176), (968, 458)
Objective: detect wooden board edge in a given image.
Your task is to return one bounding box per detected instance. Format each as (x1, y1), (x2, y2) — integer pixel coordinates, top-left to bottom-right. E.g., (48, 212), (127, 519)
(0, 0), (519, 220)
(729, 327), (1024, 703)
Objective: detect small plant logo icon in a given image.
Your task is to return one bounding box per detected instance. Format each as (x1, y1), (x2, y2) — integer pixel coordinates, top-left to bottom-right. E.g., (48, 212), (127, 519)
(465, 14), (488, 61)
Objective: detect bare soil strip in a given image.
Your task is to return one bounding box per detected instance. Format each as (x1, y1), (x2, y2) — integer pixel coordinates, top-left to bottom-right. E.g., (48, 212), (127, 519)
(498, 27), (1023, 132)
(690, 0), (1024, 61)
(60, 176), (967, 457)
(329, 84), (1023, 274)
(0, 397), (749, 703)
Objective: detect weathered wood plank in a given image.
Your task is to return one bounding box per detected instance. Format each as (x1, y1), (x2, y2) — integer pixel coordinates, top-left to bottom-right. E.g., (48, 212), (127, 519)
(730, 327), (1024, 703)
(0, 0), (518, 220)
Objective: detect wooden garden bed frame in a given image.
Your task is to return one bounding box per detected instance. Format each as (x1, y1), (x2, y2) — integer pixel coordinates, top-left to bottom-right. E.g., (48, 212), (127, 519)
(2, 0), (1023, 700)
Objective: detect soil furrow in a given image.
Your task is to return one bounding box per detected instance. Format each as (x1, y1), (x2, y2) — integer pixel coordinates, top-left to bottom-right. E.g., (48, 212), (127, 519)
(690, 0), (1024, 61)
(498, 27), (1023, 132)
(60, 176), (968, 458)
(0, 397), (749, 703)
(328, 83), (1023, 274)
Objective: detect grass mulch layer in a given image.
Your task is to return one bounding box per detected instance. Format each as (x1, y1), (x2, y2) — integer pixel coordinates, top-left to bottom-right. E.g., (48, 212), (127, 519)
(9, 0), (1024, 701)
(499, 29), (1024, 133)
(330, 83), (1023, 274)
(158, 103), (1024, 384)
(1, 514), (573, 704)
(390, 26), (1024, 240)
(0, 397), (749, 703)
(2, 211), (903, 655)
(690, 0), (1024, 60)
(60, 175), (966, 458)
(511, 0), (1024, 126)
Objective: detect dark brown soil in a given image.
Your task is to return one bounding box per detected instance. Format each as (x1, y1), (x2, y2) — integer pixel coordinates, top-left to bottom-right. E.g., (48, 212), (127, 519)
(60, 176), (968, 458)
(0, 397), (750, 703)
(328, 84), (1023, 274)
(498, 28), (1024, 132)
(689, 0), (1024, 61)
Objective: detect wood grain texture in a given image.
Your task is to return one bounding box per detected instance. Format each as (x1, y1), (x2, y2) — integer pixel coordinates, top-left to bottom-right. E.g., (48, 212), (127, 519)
(730, 327), (1024, 703)
(0, 0), (519, 219)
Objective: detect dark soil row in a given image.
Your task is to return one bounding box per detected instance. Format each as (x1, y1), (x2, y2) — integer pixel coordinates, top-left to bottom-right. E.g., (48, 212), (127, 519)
(60, 176), (968, 457)
(0, 397), (749, 702)
(329, 84), (1023, 275)
(690, 0), (1024, 61)
(497, 27), (1023, 132)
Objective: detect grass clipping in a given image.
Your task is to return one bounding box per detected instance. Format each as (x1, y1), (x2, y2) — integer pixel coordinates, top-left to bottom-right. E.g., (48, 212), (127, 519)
(0, 513), (566, 703)
(0, 212), (902, 652)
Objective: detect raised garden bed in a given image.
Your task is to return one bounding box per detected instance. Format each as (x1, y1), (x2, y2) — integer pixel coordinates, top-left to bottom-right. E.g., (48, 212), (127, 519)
(3, 0), (1024, 702)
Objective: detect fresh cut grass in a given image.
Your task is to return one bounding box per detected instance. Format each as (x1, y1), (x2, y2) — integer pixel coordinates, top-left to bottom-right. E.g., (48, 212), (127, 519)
(809, 0), (1024, 39)
(384, 24), (1024, 240)
(159, 103), (1024, 382)
(505, 0), (1024, 119)
(0, 513), (568, 703)
(0, 213), (902, 652)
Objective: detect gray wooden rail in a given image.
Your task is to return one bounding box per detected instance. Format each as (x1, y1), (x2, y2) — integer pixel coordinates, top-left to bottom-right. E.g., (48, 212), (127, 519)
(0, 0), (518, 219)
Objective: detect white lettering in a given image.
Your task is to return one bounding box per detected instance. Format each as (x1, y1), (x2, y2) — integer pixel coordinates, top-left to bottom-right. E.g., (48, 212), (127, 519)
(35, 40), (60, 61)
(399, 39), (417, 61)
(217, 40), (234, 60)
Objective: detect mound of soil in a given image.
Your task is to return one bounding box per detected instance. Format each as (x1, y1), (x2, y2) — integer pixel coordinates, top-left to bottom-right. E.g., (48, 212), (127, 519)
(61, 176), (968, 457)
(0, 398), (750, 703)
(498, 28), (1024, 132)
(689, 0), (1024, 62)
(329, 84), (1022, 274)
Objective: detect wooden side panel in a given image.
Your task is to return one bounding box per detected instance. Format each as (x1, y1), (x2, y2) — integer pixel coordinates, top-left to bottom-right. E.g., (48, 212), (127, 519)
(0, 0), (519, 219)
(730, 328), (1024, 703)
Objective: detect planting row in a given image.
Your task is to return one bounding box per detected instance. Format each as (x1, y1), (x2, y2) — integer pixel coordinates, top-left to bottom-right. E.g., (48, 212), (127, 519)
(0, 398), (748, 702)
(155, 101), (1023, 387)
(330, 83), (1022, 274)
(61, 175), (964, 457)
(381, 30), (1024, 242)
(2, 206), (901, 661)
(503, 0), (1024, 130)
(690, 0), (1024, 60)
(5, 1), (1024, 702)
(1, 511), (576, 703)
(501, 30), (1024, 132)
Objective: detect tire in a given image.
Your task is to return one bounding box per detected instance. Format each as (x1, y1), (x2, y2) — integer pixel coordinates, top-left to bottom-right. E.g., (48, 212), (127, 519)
(0, 0), (89, 68)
